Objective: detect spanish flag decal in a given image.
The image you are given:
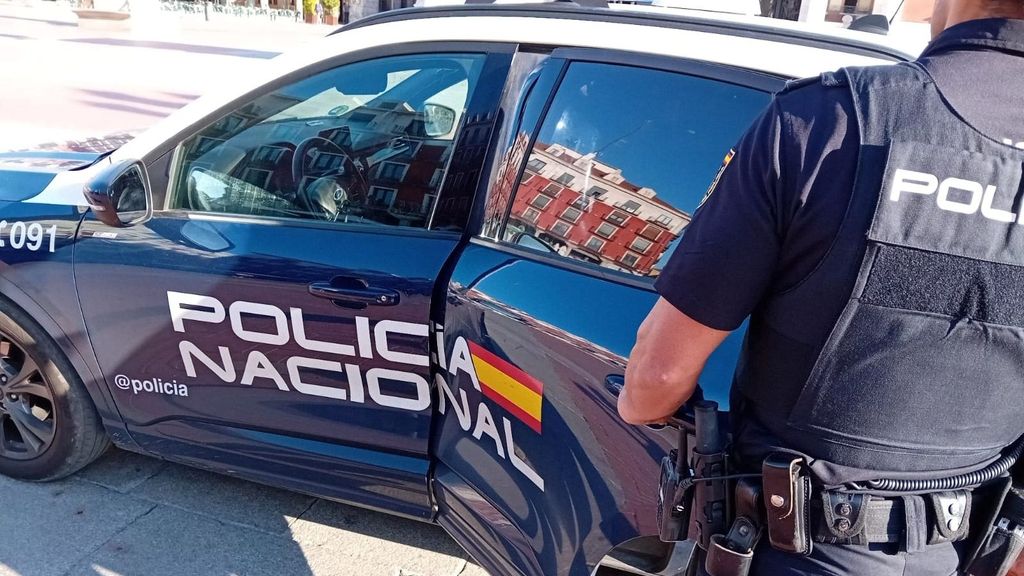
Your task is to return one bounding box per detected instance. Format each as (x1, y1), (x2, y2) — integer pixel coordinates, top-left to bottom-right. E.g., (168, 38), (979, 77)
(468, 342), (543, 433)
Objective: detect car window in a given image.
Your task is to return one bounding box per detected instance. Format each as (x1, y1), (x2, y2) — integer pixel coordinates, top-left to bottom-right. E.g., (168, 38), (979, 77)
(170, 53), (485, 228)
(503, 61), (771, 277)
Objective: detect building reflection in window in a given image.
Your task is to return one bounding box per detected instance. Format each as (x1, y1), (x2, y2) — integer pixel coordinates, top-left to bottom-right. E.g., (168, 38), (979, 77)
(502, 62), (771, 277)
(510, 141), (690, 276)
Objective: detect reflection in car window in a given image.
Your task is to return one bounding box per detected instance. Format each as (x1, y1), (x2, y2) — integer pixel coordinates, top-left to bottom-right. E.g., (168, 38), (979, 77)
(171, 54), (485, 228)
(503, 62), (770, 277)
(114, 166), (148, 213)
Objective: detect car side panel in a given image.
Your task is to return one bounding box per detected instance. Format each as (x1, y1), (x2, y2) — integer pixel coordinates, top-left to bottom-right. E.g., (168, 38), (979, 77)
(433, 464), (543, 576)
(434, 241), (743, 576)
(127, 420), (432, 519)
(0, 196), (137, 448)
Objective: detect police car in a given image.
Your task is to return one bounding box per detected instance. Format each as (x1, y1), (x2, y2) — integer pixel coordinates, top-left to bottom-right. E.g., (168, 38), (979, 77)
(0, 5), (911, 575)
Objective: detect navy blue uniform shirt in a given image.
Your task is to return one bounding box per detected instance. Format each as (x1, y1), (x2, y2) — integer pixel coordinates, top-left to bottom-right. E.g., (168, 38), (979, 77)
(654, 18), (1024, 453)
(657, 18), (1024, 332)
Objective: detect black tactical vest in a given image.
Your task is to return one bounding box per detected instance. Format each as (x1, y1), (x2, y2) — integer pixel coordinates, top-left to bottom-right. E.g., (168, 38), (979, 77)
(737, 63), (1024, 480)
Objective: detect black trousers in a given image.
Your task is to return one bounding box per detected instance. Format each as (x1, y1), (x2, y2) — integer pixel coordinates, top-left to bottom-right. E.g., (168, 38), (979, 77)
(748, 541), (964, 576)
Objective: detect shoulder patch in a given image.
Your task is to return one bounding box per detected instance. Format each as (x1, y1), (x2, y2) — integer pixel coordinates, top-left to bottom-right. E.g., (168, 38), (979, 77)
(697, 148), (735, 212)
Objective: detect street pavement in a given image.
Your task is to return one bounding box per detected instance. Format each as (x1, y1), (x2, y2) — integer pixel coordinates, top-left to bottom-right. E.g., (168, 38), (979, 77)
(0, 5), (490, 575)
(0, 447), (488, 576)
(0, 1), (328, 150)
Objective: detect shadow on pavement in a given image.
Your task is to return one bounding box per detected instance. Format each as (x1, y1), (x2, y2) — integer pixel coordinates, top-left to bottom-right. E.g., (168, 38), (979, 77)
(70, 88), (198, 125)
(66, 37), (281, 59)
(78, 89), (198, 110)
(0, 13), (76, 27)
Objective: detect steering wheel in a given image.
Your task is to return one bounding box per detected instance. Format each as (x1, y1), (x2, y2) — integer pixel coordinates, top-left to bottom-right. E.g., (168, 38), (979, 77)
(290, 135), (367, 221)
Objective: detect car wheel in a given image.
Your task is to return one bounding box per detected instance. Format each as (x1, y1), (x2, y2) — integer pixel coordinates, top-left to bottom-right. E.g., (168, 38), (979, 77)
(0, 301), (109, 481)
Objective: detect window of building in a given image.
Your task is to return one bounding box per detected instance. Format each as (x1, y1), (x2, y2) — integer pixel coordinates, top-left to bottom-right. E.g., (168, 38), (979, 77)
(500, 61), (770, 277)
(555, 172), (574, 186)
(620, 200), (642, 214)
(422, 194), (437, 215)
(527, 158), (547, 172)
(368, 186), (398, 208)
(595, 222), (616, 239)
(639, 224), (662, 242)
(520, 172), (534, 184)
(585, 236), (605, 252)
(550, 221), (571, 238)
(171, 53), (485, 229)
(561, 206), (582, 223)
(543, 182), (562, 196)
(630, 237), (653, 253)
(620, 253), (640, 268)
(523, 207), (540, 222)
(377, 161), (408, 182)
(531, 194), (553, 210)
(606, 211), (627, 226)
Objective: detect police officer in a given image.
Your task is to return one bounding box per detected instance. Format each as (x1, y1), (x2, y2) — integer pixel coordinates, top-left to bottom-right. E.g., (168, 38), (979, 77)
(619, 1), (1024, 574)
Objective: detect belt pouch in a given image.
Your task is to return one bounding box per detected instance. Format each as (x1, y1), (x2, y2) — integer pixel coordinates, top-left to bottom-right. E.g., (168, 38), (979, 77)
(706, 533), (753, 576)
(763, 452), (812, 555)
(704, 481), (765, 576)
(965, 486), (1024, 576)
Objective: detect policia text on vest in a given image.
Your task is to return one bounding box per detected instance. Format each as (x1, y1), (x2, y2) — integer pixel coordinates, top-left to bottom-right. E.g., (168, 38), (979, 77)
(890, 169), (1024, 223)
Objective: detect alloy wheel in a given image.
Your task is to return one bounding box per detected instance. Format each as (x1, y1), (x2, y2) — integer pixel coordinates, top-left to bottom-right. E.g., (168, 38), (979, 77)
(0, 336), (55, 460)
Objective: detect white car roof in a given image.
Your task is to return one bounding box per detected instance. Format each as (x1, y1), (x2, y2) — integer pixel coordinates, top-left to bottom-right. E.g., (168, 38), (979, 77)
(609, 3), (924, 56)
(112, 4), (913, 165)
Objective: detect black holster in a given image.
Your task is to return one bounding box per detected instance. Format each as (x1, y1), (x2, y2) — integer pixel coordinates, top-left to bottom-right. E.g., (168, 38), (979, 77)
(705, 479), (764, 576)
(964, 481), (1024, 576)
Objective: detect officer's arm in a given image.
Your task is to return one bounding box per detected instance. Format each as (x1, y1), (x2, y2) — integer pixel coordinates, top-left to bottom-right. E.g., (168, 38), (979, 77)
(618, 297), (730, 424)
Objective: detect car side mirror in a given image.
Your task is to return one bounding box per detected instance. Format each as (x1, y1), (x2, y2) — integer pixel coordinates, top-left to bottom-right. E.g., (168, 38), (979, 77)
(83, 159), (151, 228)
(422, 103), (457, 138)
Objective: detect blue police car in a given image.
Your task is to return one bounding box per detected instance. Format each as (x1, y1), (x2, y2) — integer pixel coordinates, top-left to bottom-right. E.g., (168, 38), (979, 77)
(0, 5), (911, 575)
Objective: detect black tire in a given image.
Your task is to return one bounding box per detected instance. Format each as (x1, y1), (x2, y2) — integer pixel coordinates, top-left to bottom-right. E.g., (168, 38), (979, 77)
(0, 300), (109, 481)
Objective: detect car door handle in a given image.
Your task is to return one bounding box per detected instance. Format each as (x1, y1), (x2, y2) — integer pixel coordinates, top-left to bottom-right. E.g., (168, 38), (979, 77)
(308, 279), (400, 307)
(605, 374), (625, 396)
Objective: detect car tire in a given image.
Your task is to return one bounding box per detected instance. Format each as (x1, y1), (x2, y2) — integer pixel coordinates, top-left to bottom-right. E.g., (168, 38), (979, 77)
(0, 300), (109, 481)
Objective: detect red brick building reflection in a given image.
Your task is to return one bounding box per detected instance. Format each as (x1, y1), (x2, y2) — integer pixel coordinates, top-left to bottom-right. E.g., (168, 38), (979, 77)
(510, 142), (690, 276)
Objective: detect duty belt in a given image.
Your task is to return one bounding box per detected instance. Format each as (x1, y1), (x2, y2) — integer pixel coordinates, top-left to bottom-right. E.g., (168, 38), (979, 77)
(760, 453), (972, 553)
(810, 490), (971, 545)
(653, 402), (1024, 576)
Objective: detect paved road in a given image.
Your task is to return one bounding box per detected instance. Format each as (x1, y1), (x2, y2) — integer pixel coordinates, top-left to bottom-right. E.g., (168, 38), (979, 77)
(0, 6), (490, 576)
(0, 1), (327, 150)
(0, 448), (488, 576)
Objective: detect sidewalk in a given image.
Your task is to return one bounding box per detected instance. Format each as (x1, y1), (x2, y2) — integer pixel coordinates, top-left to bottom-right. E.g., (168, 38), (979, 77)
(0, 448), (488, 576)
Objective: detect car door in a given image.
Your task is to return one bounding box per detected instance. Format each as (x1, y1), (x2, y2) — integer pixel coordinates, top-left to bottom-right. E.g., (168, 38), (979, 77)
(432, 50), (780, 575)
(73, 45), (511, 518)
